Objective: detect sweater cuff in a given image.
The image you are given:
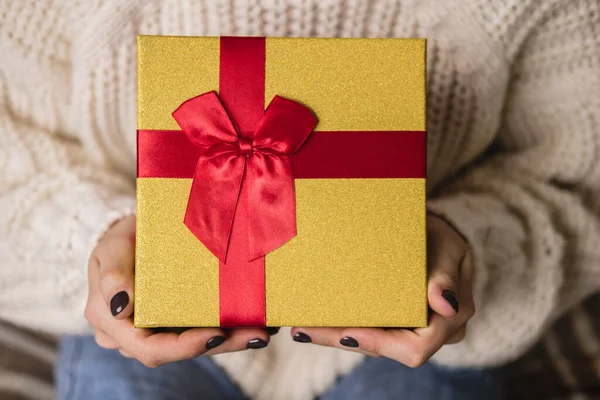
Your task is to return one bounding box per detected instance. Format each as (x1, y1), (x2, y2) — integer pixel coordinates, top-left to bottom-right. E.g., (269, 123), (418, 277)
(92, 203), (136, 245)
(83, 195), (136, 263)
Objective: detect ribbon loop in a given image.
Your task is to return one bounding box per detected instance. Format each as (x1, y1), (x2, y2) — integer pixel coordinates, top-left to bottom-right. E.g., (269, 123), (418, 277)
(172, 91), (317, 263)
(253, 95), (318, 154)
(173, 92), (239, 149)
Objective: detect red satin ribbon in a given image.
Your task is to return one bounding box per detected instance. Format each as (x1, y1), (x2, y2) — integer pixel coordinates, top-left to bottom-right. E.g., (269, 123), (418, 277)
(171, 91), (317, 263)
(219, 37), (268, 327)
(138, 129), (427, 179)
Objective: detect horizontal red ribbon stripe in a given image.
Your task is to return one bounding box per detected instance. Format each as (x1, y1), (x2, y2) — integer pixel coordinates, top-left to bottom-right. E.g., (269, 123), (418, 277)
(137, 129), (426, 179)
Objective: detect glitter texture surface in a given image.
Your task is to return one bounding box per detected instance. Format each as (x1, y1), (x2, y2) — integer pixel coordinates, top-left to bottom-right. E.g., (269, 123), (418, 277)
(137, 36), (219, 130)
(136, 36), (427, 328)
(136, 178), (426, 327)
(266, 38), (426, 131)
(135, 178), (220, 327)
(267, 178), (427, 327)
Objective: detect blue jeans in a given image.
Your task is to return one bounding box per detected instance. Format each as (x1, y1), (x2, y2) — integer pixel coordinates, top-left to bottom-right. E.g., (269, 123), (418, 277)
(56, 336), (504, 400)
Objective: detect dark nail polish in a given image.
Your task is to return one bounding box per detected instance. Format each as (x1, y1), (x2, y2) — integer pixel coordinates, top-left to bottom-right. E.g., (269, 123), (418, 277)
(340, 336), (359, 348)
(442, 290), (459, 313)
(293, 332), (312, 343)
(110, 291), (129, 316)
(247, 338), (268, 349)
(266, 327), (280, 336)
(206, 336), (226, 350)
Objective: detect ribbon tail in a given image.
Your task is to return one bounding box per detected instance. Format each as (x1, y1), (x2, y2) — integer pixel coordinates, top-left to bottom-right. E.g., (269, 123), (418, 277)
(246, 154), (296, 260)
(184, 154), (246, 262)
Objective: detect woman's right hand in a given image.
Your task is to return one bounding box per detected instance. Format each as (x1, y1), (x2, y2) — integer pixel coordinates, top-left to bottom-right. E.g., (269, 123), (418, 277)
(84, 215), (272, 367)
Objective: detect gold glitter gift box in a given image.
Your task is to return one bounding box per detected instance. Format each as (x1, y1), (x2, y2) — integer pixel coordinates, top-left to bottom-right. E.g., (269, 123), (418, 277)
(135, 36), (427, 328)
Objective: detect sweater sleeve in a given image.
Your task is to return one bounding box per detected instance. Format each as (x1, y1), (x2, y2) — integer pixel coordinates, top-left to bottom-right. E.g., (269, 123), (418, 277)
(0, 110), (135, 334)
(429, 0), (600, 367)
(0, 0), (137, 334)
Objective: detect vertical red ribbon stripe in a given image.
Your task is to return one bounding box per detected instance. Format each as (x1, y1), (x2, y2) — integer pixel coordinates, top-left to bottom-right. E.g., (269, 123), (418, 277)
(218, 37), (267, 327)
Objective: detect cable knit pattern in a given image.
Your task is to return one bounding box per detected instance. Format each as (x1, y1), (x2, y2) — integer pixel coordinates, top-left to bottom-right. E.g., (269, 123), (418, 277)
(0, 1), (599, 399)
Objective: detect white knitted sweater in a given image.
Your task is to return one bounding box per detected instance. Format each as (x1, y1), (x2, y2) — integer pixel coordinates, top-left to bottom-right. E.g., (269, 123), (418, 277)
(1, 1), (599, 399)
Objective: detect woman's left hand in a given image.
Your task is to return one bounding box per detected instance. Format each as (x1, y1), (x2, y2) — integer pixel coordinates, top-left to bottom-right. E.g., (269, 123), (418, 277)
(290, 214), (475, 367)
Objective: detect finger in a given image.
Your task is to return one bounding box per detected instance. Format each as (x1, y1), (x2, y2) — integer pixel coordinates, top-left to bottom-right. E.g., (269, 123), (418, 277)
(290, 328), (379, 357)
(333, 328), (419, 363)
(95, 234), (135, 320)
(426, 216), (467, 318)
(423, 249), (475, 333)
(104, 318), (228, 367)
(428, 267), (460, 318)
(429, 249), (475, 331)
(438, 250), (476, 346)
(416, 250), (475, 347)
(205, 328), (271, 355)
(136, 328), (225, 366)
(88, 288), (230, 366)
(94, 329), (119, 350)
(345, 313), (455, 367)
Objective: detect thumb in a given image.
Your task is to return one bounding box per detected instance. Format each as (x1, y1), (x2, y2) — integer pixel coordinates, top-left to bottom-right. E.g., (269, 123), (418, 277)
(426, 214), (465, 318)
(427, 255), (461, 318)
(96, 232), (135, 320)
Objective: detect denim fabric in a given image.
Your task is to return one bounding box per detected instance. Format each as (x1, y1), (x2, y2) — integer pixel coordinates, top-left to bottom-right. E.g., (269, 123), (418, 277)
(56, 336), (504, 400)
(56, 335), (244, 400)
(320, 356), (504, 400)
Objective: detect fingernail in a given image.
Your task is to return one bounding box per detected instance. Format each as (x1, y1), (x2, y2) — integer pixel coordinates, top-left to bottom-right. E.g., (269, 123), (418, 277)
(110, 291), (129, 316)
(206, 335), (226, 350)
(340, 336), (359, 348)
(442, 290), (459, 313)
(293, 332), (312, 343)
(247, 338), (268, 349)
(266, 327), (280, 336)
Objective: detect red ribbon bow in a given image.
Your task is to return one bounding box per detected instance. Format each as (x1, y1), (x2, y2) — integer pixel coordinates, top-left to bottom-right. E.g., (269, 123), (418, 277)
(172, 91), (318, 262)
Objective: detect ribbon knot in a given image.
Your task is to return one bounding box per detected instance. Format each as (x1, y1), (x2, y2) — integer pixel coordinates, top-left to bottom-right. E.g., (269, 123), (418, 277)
(238, 137), (252, 155)
(172, 91), (318, 263)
